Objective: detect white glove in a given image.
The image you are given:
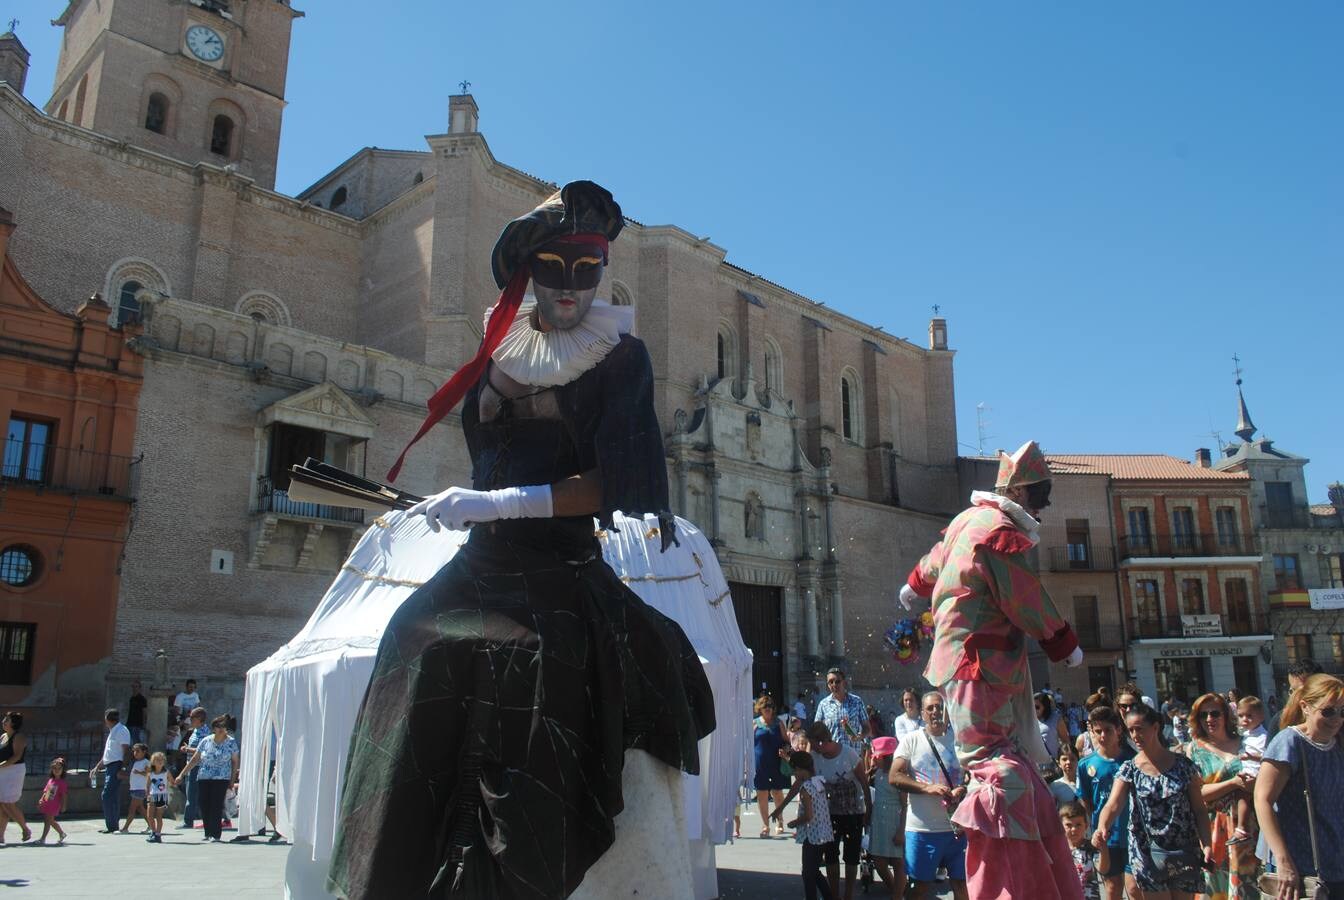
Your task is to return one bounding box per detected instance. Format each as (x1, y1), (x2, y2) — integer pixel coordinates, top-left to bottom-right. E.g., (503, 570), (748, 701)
(898, 584), (919, 612)
(407, 484), (553, 532)
(1065, 646), (1084, 668)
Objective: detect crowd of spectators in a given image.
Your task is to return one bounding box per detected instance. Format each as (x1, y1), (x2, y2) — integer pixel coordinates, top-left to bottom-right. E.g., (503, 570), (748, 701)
(753, 657), (1344, 900)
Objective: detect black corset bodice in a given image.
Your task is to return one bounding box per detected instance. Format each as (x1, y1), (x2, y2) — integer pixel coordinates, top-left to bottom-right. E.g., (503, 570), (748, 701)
(463, 375), (595, 555)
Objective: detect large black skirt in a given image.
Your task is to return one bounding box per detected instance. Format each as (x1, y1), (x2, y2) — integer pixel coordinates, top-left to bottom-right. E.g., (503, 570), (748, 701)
(328, 520), (715, 899)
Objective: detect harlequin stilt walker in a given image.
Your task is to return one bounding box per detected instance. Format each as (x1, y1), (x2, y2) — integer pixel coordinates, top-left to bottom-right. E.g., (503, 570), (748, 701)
(899, 441), (1085, 900)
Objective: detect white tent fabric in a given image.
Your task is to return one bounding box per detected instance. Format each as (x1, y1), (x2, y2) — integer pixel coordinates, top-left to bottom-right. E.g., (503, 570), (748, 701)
(239, 511), (751, 898)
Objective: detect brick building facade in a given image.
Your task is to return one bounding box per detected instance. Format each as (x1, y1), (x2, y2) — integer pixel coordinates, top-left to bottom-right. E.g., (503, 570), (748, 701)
(0, 2), (960, 723)
(0, 208), (143, 718)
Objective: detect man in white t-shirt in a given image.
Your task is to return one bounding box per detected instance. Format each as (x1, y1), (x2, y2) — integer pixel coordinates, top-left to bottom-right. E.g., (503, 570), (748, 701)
(91, 708), (132, 834)
(889, 691), (968, 900)
(173, 679), (200, 720)
(893, 688), (925, 740)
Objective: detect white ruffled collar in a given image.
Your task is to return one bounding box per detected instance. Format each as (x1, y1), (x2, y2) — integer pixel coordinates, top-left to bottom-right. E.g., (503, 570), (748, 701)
(970, 490), (1041, 546)
(487, 297), (634, 388)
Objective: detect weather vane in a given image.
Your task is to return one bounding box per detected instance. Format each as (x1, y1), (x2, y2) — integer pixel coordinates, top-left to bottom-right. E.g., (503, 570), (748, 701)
(459, 80), (471, 95)
(1232, 352), (1243, 386)
(931, 303), (941, 315)
(6, 18), (17, 32)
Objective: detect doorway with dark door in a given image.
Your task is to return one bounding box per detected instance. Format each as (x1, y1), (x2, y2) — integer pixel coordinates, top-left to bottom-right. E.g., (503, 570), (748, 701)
(1232, 656), (1259, 700)
(728, 582), (785, 702)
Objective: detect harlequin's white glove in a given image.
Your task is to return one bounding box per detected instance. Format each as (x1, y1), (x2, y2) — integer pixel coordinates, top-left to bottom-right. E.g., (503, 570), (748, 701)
(407, 485), (553, 532)
(898, 584), (920, 612)
(1065, 646), (1084, 668)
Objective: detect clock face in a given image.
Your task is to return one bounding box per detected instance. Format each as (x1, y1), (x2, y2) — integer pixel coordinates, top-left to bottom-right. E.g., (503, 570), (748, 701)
(185, 25), (225, 62)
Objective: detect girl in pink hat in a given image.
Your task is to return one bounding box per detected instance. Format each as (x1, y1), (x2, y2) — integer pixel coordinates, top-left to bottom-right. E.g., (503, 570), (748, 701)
(868, 736), (907, 899)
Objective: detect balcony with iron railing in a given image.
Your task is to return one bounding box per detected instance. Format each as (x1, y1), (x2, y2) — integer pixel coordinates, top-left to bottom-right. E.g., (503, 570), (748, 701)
(1118, 532), (1259, 560)
(1260, 504), (1313, 530)
(1046, 546), (1117, 572)
(1128, 611), (1270, 640)
(1, 438), (140, 500)
(256, 475), (364, 524)
(1074, 623), (1126, 651)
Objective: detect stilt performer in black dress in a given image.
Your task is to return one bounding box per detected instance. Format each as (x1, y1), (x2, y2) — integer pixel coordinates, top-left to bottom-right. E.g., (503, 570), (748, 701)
(327, 182), (715, 899)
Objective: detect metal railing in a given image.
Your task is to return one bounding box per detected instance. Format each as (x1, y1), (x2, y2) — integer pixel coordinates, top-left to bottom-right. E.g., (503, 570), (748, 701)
(1119, 533), (1258, 559)
(1075, 624), (1126, 650)
(256, 476), (364, 524)
(1, 438), (139, 500)
(1260, 505), (1313, 530)
(1046, 546), (1117, 572)
(1129, 612), (1269, 640)
(23, 727), (108, 772)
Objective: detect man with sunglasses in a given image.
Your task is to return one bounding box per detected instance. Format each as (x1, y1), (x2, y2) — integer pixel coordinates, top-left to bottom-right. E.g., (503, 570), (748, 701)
(899, 441), (1085, 899)
(815, 667), (869, 754)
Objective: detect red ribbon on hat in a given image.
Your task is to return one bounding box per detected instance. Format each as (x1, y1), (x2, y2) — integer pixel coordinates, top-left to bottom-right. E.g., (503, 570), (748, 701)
(386, 234), (609, 482)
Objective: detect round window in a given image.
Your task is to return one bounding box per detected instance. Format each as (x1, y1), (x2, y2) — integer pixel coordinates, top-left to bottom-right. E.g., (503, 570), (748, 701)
(0, 546), (39, 587)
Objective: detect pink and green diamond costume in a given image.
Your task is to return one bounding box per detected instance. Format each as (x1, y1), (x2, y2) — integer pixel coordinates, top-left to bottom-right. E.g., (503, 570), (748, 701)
(906, 491), (1083, 899)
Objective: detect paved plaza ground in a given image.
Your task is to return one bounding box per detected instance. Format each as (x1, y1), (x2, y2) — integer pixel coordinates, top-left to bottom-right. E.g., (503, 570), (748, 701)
(0, 808), (951, 898)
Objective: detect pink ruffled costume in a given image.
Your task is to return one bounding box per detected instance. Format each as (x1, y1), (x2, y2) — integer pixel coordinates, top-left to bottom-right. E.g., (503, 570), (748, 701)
(905, 443), (1082, 900)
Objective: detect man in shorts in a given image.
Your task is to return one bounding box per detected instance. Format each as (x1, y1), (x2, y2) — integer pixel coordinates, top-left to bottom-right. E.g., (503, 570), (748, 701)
(889, 691), (968, 900)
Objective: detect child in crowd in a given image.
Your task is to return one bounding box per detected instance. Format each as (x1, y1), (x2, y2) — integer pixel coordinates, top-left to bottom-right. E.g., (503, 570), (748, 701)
(1230, 695), (1268, 845)
(36, 757), (68, 844)
(1060, 800), (1108, 900)
(1170, 705), (1190, 745)
(144, 751), (170, 843)
(1076, 705), (1134, 900)
(866, 737), (906, 900)
(1049, 745), (1079, 808)
(786, 751), (835, 900)
(788, 717), (809, 753)
(121, 742), (151, 833)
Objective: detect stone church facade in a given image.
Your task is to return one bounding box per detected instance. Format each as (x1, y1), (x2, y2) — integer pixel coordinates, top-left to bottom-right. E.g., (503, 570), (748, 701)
(0, 1), (957, 724)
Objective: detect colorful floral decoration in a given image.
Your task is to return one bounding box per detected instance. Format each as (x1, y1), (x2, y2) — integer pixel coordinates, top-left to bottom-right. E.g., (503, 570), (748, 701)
(883, 616), (925, 664)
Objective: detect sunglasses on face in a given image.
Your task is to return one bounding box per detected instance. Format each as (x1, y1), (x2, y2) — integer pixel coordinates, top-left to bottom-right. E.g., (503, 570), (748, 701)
(1315, 705), (1344, 719)
(1199, 710), (1223, 719)
(924, 705), (944, 713)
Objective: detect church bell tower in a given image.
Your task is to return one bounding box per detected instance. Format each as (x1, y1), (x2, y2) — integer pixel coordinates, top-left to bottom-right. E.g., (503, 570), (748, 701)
(44, 0), (303, 190)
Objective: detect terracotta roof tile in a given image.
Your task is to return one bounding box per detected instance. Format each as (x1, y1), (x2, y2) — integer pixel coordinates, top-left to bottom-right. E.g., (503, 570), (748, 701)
(1311, 503), (1339, 516)
(1044, 454), (1250, 482)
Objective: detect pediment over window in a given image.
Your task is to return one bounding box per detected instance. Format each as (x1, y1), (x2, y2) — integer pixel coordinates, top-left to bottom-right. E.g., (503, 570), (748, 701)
(257, 382), (375, 440)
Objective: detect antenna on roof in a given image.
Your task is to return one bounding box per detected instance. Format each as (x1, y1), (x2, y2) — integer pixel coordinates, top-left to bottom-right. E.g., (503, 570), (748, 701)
(976, 403), (992, 456)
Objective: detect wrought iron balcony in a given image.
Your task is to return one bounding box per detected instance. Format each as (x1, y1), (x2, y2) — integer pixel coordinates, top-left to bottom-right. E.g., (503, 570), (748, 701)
(1260, 504), (1312, 530)
(1, 438), (139, 500)
(1128, 612), (1269, 640)
(1075, 623), (1126, 651)
(1118, 532), (1258, 559)
(1046, 546), (1117, 572)
(256, 476), (364, 524)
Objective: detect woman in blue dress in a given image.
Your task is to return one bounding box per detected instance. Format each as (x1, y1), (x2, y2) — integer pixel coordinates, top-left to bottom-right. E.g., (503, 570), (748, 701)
(754, 695), (791, 836)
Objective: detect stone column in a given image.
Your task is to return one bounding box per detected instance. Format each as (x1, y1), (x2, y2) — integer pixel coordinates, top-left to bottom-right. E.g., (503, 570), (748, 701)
(804, 588), (821, 658)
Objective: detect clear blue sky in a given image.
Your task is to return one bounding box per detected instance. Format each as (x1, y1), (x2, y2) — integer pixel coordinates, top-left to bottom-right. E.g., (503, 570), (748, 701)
(12, 1), (1343, 499)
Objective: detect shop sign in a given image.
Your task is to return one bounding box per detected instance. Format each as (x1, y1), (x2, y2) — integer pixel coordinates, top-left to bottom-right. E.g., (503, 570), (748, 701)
(1181, 614), (1224, 637)
(1157, 645), (1250, 658)
(1309, 589), (1344, 611)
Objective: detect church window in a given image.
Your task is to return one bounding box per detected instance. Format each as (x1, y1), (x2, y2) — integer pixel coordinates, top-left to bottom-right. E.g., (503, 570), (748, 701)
(210, 114), (234, 156)
(145, 93), (168, 134)
(841, 378), (854, 439)
(117, 280), (144, 326)
(839, 369), (863, 443)
(763, 337), (783, 395)
(716, 322), (738, 385)
(331, 186), (348, 210)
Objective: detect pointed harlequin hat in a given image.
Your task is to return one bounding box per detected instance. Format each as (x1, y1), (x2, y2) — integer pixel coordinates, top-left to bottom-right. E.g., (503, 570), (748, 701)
(995, 440), (1051, 489)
